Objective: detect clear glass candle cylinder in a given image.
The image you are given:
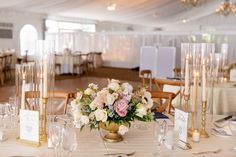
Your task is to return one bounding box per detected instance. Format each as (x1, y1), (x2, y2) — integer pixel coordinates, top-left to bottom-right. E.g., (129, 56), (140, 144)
(15, 62), (38, 110)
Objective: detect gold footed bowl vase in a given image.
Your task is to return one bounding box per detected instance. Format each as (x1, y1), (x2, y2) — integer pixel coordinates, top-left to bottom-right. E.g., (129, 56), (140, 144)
(99, 122), (125, 143)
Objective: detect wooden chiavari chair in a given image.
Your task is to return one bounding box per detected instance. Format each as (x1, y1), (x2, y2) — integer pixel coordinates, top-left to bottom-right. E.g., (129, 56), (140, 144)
(25, 91), (70, 115)
(153, 78), (184, 114)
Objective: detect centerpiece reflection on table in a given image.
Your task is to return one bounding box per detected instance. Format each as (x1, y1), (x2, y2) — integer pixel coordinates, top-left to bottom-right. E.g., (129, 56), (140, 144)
(70, 79), (154, 142)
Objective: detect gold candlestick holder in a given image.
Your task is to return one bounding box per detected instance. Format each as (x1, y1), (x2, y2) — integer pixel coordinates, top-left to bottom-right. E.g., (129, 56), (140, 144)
(184, 94), (190, 111)
(188, 112), (198, 137)
(200, 101), (209, 138)
(40, 97), (48, 143)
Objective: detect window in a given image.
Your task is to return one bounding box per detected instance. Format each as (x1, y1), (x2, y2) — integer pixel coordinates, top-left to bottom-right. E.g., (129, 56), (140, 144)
(20, 24), (38, 55)
(45, 19), (96, 33)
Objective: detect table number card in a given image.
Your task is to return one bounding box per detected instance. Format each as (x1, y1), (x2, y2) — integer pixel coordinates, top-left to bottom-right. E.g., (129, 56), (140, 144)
(230, 69), (236, 82)
(174, 108), (189, 143)
(19, 109), (40, 146)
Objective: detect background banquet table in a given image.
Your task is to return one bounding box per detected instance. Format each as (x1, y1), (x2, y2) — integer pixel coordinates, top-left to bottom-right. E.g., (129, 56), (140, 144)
(213, 82), (236, 115)
(165, 81), (236, 115)
(0, 120), (235, 157)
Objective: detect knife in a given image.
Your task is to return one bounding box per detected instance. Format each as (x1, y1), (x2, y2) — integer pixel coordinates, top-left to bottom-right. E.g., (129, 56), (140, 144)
(215, 115), (232, 123)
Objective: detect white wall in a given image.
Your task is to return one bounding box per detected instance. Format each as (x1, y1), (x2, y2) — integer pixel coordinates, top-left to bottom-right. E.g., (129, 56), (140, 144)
(0, 9), (45, 53)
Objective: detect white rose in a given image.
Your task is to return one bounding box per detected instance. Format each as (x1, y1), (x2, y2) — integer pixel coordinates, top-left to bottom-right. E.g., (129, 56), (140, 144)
(136, 103), (147, 118)
(80, 115), (89, 125)
(89, 101), (98, 110)
(108, 82), (120, 91)
(105, 93), (117, 105)
(94, 109), (108, 122)
(118, 125), (129, 135)
(142, 91), (153, 109)
(121, 83), (133, 94)
(84, 88), (94, 95)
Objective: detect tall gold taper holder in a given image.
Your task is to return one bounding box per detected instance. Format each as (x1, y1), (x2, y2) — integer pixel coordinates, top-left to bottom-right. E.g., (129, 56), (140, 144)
(200, 101), (209, 138)
(40, 97), (48, 143)
(184, 94), (190, 111)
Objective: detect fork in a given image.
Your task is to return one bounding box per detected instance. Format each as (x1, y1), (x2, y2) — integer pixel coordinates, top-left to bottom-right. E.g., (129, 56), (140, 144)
(104, 151), (135, 156)
(212, 128), (231, 136)
(192, 148), (221, 155)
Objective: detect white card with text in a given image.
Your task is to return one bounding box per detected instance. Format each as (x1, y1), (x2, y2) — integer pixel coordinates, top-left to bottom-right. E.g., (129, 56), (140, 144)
(174, 108), (189, 143)
(20, 109), (39, 143)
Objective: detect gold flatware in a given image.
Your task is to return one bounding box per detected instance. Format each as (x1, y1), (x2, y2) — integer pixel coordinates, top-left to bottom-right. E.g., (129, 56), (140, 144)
(192, 148), (221, 155)
(104, 151), (135, 156)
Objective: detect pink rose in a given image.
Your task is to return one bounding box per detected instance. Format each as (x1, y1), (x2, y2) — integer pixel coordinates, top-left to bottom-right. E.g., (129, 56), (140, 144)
(114, 99), (129, 117)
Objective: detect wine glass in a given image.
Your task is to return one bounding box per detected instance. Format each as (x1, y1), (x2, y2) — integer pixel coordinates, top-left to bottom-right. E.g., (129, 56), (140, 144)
(8, 97), (18, 128)
(229, 118), (236, 152)
(164, 130), (179, 157)
(153, 120), (167, 156)
(62, 126), (78, 156)
(0, 104), (8, 128)
(49, 124), (62, 157)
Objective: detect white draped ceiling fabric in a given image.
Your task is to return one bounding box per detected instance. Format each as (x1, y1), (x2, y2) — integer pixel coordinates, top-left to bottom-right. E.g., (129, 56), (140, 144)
(1, 0), (236, 27)
(46, 32), (236, 68)
(1, 0), (236, 68)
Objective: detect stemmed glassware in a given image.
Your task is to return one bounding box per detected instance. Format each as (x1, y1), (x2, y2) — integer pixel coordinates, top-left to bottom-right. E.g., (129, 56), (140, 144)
(0, 103), (9, 128)
(49, 124), (62, 157)
(228, 118), (236, 152)
(61, 126), (78, 156)
(164, 130), (179, 157)
(8, 97), (18, 128)
(153, 120), (167, 156)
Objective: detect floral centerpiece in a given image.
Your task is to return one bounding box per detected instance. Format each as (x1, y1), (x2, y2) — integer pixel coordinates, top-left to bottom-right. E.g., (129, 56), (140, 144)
(70, 79), (154, 142)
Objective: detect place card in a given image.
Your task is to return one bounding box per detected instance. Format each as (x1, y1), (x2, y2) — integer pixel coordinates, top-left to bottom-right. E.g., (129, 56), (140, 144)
(19, 109), (40, 146)
(230, 69), (236, 82)
(174, 108), (189, 143)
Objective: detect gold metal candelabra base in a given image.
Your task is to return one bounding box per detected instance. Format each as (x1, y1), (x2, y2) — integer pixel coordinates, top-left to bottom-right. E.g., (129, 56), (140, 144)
(200, 101), (209, 138)
(200, 130), (209, 138)
(40, 97), (48, 143)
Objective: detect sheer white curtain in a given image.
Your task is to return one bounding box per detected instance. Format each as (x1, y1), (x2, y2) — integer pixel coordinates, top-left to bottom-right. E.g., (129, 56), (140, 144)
(46, 32), (236, 68)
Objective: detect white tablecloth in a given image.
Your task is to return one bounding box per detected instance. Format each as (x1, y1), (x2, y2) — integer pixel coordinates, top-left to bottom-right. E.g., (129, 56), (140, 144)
(55, 55), (83, 74)
(164, 82), (236, 115)
(213, 82), (236, 115)
(0, 120), (235, 157)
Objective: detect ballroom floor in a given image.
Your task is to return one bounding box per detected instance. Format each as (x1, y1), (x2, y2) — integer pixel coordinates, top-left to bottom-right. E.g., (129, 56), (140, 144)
(0, 67), (140, 102)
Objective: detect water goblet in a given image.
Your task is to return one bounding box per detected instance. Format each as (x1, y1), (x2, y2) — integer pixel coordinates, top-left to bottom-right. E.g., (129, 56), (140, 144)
(8, 97), (18, 128)
(49, 124), (62, 157)
(229, 118), (236, 152)
(164, 130), (179, 157)
(0, 104), (8, 128)
(153, 120), (167, 156)
(62, 126), (78, 157)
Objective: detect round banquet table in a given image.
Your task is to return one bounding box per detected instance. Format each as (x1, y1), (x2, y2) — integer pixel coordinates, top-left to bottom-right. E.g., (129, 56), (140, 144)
(164, 82), (236, 115)
(0, 119), (235, 157)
